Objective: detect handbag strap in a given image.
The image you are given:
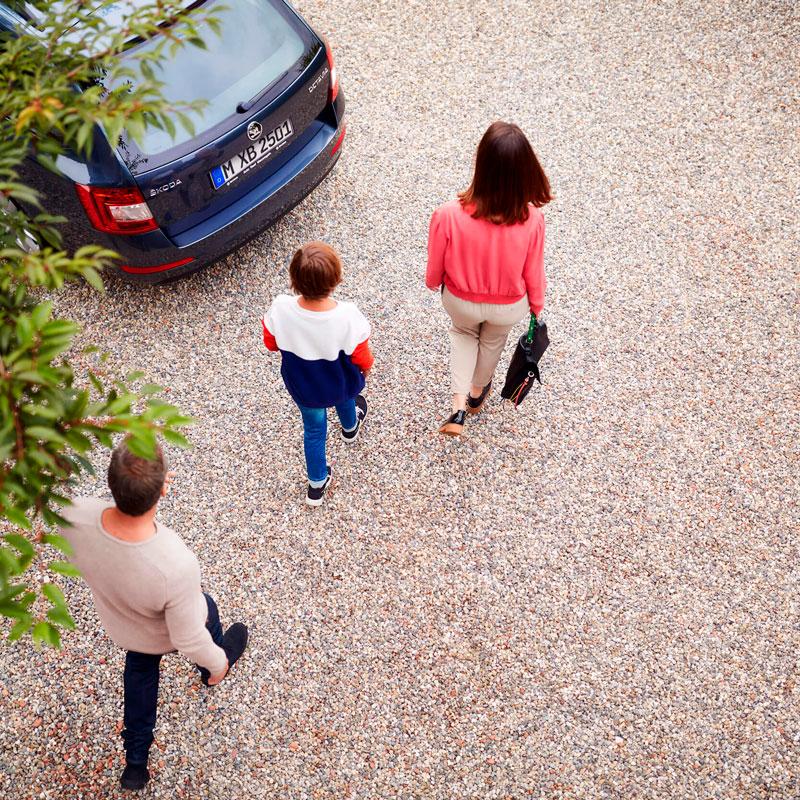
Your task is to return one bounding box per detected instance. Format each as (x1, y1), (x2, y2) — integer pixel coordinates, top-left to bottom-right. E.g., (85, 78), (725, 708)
(525, 313), (538, 344)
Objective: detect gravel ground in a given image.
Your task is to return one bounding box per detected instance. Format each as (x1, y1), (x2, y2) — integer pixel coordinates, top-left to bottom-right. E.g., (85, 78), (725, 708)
(1, 0), (798, 798)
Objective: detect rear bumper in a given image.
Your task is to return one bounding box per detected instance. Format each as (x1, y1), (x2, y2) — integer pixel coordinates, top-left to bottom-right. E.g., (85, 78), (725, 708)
(110, 97), (345, 283)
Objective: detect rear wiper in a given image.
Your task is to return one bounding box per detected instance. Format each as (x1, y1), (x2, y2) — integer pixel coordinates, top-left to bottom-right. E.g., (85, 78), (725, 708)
(236, 70), (288, 114)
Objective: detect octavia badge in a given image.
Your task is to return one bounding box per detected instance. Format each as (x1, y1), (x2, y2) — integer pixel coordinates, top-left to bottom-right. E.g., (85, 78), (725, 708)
(247, 121), (262, 141)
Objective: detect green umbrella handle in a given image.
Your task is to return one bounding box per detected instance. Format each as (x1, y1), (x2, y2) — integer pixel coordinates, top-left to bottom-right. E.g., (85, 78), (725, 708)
(526, 313), (538, 344)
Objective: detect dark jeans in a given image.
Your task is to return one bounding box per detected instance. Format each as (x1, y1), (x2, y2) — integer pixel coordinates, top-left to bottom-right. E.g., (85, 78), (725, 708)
(121, 593), (224, 766)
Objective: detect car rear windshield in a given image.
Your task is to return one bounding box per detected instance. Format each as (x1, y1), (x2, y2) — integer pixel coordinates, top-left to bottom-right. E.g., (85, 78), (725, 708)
(120, 0), (306, 154)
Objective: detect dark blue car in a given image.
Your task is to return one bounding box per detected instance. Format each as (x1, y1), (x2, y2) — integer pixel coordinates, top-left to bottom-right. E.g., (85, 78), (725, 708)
(2, 0), (345, 283)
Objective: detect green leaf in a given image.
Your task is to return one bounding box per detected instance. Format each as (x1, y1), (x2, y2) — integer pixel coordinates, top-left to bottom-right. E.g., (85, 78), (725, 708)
(76, 120), (94, 155)
(83, 267), (104, 291)
(41, 320), (79, 337)
(0, 600), (31, 619)
(4, 533), (34, 559)
(166, 415), (194, 427)
(32, 621), (61, 649)
(38, 341), (75, 361)
(15, 314), (32, 346)
(27, 448), (59, 471)
(31, 301), (53, 330)
(0, 583), (27, 601)
(42, 582), (67, 608)
(47, 606), (76, 629)
(49, 492), (72, 507)
(35, 153), (59, 175)
(65, 429), (92, 453)
(25, 426), (67, 444)
(105, 394), (136, 415)
(161, 429), (190, 448)
(124, 432), (157, 459)
(41, 508), (70, 528)
(4, 533), (34, 571)
(0, 547), (19, 580)
(42, 533), (74, 557)
(3, 507), (32, 530)
(13, 369), (46, 385)
(92, 429), (113, 448)
(89, 372), (104, 393)
(49, 560), (81, 578)
(21, 403), (61, 421)
(8, 617), (33, 641)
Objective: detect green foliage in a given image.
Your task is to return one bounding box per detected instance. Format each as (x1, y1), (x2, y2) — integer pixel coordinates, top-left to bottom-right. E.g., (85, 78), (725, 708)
(0, 1), (221, 647)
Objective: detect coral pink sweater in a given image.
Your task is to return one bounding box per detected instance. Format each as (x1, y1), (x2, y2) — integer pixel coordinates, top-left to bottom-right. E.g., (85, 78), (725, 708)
(426, 200), (546, 314)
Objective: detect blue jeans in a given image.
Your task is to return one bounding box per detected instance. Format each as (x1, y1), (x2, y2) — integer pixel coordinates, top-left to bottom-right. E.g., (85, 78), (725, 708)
(297, 400), (357, 485)
(122, 593), (224, 766)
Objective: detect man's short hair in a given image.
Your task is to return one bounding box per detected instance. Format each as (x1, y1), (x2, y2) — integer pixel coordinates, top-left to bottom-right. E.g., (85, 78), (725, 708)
(107, 441), (166, 516)
(289, 241), (342, 300)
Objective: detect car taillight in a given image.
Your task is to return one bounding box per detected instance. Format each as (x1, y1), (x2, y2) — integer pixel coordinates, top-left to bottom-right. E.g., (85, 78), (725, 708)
(75, 184), (157, 235)
(324, 38), (339, 103)
(331, 123), (346, 156)
(121, 257), (194, 275)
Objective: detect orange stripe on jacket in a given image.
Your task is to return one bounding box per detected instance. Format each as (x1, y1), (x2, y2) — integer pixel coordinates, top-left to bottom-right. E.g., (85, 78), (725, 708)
(351, 338), (374, 371)
(262, 319), (279, 351)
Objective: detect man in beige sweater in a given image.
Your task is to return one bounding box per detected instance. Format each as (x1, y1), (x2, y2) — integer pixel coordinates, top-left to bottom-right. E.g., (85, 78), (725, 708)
(60, 442), (248, 791)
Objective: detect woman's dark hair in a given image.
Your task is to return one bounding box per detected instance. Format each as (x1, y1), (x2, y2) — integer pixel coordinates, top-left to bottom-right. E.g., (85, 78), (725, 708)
(108, 441), (166, 516)
(289, 241), (342, 300)
(459, 121), (552, 225)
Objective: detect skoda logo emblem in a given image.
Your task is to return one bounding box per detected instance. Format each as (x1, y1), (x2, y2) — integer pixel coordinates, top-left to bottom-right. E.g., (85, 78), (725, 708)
(247, 121), (262, 141)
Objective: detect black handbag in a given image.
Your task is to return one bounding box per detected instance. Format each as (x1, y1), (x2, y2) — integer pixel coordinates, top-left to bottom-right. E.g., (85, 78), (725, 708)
(500, 313), (549, 406)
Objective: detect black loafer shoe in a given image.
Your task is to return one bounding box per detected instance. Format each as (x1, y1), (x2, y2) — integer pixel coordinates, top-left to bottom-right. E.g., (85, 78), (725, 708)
(466, 381), (492, 415)
(120, 763), (150, 791)
(438, 410), (466, 436)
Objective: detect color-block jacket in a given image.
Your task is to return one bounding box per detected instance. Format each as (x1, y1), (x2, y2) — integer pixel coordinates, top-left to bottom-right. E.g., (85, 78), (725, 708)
(262, 295), (374, 408)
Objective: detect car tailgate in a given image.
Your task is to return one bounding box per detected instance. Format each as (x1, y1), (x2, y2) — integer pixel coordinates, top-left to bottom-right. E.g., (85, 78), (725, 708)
(130, 47), (331, 238)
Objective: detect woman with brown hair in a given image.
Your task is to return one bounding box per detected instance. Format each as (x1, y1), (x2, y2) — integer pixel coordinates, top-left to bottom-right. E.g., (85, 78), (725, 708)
(426, 121), (552, 435)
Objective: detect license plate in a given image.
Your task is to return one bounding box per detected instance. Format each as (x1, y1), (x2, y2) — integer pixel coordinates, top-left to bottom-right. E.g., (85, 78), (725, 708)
(209, 119), (294, 190)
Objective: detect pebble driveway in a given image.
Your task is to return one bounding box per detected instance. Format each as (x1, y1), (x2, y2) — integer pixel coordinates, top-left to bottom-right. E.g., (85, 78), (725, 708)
(1, 0), (798, 797)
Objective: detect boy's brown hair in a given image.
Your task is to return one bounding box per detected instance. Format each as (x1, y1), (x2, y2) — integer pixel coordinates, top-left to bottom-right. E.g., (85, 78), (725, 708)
(289, 242), (342, 300)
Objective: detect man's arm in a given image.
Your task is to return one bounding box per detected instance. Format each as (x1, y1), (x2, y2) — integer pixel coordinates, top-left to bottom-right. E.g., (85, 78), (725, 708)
(163, 560), (227, 678)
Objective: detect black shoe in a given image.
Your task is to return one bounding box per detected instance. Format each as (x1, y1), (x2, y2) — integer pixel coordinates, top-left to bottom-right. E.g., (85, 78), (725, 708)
(221, 622), (248, 670)
(306, 466), (332, 506)
(439, 410), (466, 436)
(120, 763), (150, 791)
(467, 381), (492, 415)
(342, 394), (368, 442)
(200, 623), (249, 686)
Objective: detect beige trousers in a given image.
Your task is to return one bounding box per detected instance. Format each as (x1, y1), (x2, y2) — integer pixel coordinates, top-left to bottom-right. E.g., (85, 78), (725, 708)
(442, 288), (529, 395)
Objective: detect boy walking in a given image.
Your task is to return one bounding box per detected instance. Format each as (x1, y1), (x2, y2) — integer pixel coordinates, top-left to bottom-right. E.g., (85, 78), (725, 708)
(60, 442), (249, 791)
(262, 242), (373, 505)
